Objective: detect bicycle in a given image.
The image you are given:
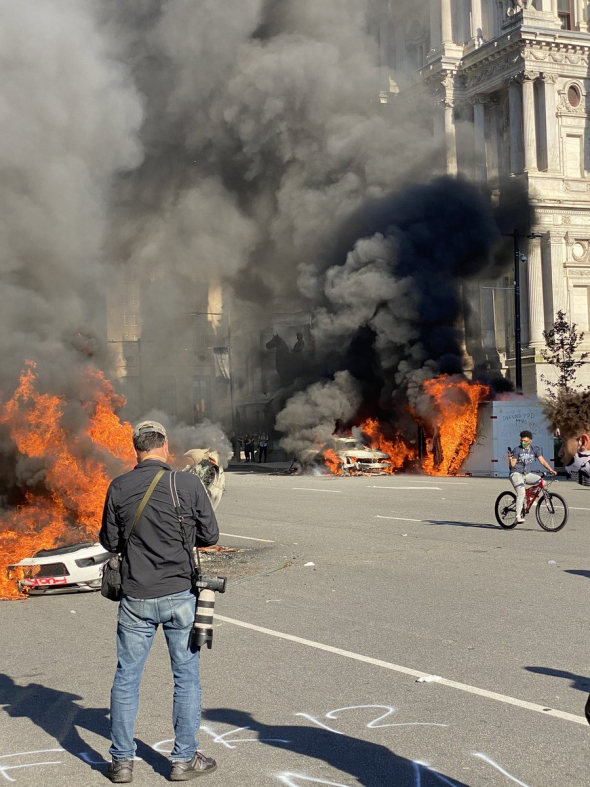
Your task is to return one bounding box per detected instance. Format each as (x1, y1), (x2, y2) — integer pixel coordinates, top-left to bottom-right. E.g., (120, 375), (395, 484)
(494, 472), (568, 532)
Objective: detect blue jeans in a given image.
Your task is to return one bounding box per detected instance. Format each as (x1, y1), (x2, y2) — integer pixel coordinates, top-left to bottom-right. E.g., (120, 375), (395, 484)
(110, 589), (200, 762)
(510, 472), (540, 519)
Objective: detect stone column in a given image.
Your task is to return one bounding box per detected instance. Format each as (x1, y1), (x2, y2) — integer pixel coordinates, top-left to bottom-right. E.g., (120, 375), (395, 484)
(433, 99), (445, 147)
(520, 71), (539, 172)
(471, 0), (484, 44)
(527, 236), (545, 347)
(472, 95), (488, 181)
(487, 95), (501, 183)
(547, 231), (568, 316)
(540, 73), (560, 171)
(378, 19), (390, 96)
(444, 100), (458, 174)
(506, 77), (524, 174)
(550, 0), (558, 18)
(442, 0), (454, 43)
(430, 0), (442, 50)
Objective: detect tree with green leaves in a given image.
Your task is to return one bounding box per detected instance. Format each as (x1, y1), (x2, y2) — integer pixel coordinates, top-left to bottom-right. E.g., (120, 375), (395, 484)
(540, 310), (589, 401)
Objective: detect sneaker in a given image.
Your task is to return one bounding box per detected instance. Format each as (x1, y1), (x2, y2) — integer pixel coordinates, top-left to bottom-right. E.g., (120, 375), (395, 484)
(107, 760), (134, 783)
(169, 752), (217, 781)
(516, 517), (525, 524)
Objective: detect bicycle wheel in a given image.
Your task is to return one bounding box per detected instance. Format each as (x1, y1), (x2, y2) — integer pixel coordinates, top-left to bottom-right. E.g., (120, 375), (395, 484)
(536, 492), (568, 532)
(494, 491), (518, 529)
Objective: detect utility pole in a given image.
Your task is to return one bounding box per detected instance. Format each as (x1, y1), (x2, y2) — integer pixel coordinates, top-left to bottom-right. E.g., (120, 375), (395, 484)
(513, 229), (523, 393)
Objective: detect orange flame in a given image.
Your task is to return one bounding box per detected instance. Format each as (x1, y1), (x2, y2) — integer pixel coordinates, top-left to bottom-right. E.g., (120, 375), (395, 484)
(420, 376), (488, 476)
(359, 418), (417, 473)
(323, 448), (343, 476)
(0, 362), (135, 600)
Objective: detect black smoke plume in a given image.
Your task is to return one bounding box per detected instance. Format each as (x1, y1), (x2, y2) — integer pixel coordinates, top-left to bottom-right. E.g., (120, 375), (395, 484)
(277, 176), (530, 458)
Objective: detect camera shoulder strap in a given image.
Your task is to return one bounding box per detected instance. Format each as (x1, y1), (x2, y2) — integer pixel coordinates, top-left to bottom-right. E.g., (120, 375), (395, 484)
(122, 468), (166, 557)
(169, 471), (201, 573)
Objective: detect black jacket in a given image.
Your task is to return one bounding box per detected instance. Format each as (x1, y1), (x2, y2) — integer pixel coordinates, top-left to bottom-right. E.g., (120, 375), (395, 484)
(99, 459), (219, 599)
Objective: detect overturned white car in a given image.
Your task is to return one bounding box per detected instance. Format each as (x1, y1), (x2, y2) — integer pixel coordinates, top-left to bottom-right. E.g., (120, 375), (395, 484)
(7, 542), (112, 595)
(7, 450), (226, 595)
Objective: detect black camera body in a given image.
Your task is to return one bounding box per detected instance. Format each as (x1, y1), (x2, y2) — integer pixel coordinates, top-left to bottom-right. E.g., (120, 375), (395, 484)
(192, 573), (226, 594)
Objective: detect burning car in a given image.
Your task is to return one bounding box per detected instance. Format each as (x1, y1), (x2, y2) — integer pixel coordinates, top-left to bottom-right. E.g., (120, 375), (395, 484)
(333, 437), (392, 475)
(7, 449), (226, 596)
(297, 435), (396, 476)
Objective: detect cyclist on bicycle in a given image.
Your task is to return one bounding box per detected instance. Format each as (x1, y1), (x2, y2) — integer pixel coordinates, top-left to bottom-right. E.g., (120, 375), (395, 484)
(509, 430), (556, 523)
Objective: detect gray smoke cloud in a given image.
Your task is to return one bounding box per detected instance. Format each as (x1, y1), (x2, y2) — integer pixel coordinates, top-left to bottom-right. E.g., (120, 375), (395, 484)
(142, 410), (232, 468)
(102, 0), (435, 302)
(0, 1), (143, 397)
(0, 0), (487, 491)
(276, 372), (362, 460)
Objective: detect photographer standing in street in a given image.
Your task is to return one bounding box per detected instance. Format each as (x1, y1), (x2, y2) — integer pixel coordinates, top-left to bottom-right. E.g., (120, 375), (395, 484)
(99, 421), (219, 783)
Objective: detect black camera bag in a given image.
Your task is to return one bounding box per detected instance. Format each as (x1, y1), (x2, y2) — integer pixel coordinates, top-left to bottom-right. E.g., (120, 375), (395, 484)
(101, 469), (166, 601)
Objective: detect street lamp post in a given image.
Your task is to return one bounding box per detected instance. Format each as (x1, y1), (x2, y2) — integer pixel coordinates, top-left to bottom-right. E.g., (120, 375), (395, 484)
(513, 229), (523, 393)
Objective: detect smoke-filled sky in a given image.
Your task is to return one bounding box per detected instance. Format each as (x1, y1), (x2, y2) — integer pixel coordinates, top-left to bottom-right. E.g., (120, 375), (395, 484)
(0, 0), (526, 474)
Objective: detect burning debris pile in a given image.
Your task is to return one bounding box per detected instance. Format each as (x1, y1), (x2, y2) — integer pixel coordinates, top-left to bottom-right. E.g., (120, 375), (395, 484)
(289, 375), (488, 477)
(0, 362), (135, 600)
(0, 364), (229, 600)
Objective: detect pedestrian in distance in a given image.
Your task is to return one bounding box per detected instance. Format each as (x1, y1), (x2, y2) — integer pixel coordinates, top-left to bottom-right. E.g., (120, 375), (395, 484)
(99, 420), (220, 783)
(229, 431), (239, 463)
(258, 433), (268, 463)
(244, 434), (254, 463)
(508, 430), (556, 523)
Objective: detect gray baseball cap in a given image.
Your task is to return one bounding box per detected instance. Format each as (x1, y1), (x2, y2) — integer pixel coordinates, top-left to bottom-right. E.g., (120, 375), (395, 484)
(133, 420), (167, 439)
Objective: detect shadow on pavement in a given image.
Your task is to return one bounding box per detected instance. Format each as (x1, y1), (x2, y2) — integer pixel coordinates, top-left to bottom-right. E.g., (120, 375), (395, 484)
(523, 666), (590, 693)
(202, 707), (470, 786)
(0, 674), (170, 777)
(423, 519), (500, 530)
(423, 519), (538, 532)
(564, 569), (590, 579)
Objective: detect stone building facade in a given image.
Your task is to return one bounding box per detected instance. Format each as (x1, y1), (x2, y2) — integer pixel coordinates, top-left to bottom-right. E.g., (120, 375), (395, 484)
(379, 0), (590, 393)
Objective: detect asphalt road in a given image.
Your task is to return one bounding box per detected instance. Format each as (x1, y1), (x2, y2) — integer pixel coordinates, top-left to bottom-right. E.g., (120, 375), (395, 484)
(1, 471), (589, 786)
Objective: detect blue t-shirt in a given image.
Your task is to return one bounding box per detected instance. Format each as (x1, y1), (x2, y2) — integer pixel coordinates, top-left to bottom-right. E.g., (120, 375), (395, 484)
(512, 444), (542, 474)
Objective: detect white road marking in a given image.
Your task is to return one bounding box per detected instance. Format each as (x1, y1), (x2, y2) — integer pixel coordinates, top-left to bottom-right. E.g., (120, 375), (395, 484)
(292, 488), (343, 493)
(569, 507), (590, 511)
(220, 533), (275, 543)
(216, 615), (587, 727)
(375, 515), (422, 523)
(367, 486), (442, 490)
(473, 753), (532, 787)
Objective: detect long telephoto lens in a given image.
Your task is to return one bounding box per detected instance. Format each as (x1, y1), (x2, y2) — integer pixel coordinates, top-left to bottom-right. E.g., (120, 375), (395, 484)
(192, 588), (216, 649)
(200, 575), (227, 593)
